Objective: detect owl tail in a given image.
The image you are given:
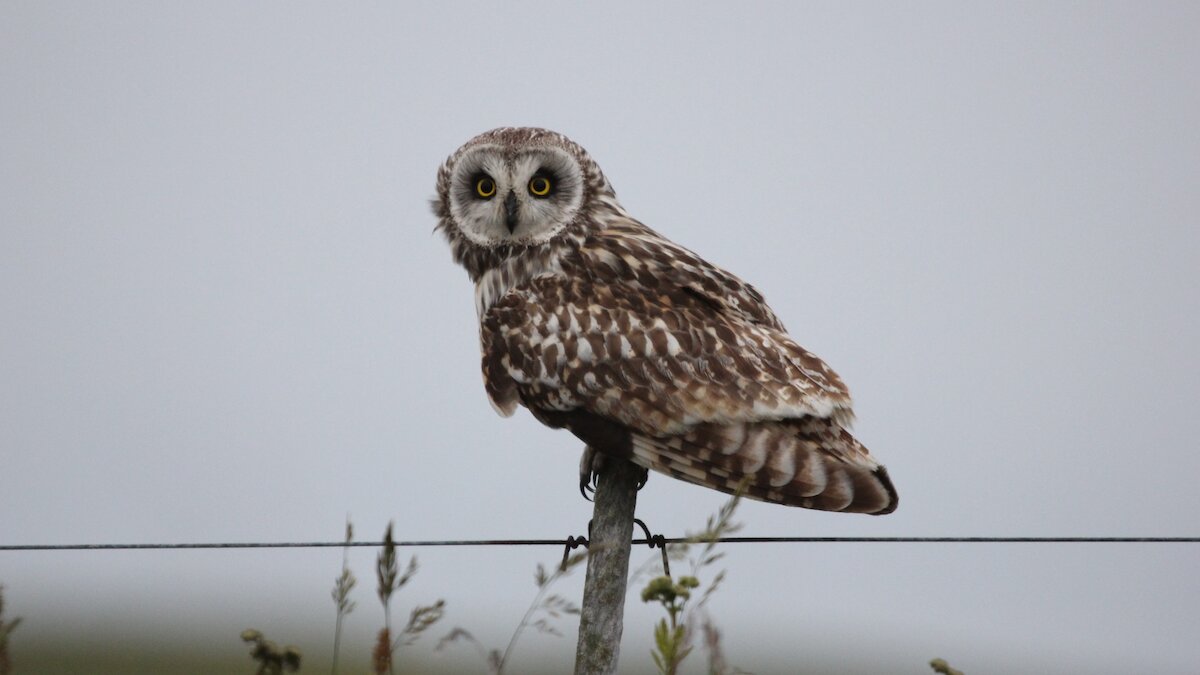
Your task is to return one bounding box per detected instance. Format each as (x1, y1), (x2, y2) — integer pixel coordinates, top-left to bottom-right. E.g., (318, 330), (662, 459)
(629, 418), (898, 515)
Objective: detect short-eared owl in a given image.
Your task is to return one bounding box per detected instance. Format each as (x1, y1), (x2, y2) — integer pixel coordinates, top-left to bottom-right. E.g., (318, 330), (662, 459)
(434, 127), (896, 515)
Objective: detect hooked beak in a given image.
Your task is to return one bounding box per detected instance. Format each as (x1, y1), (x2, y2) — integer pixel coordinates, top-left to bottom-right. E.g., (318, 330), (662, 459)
(504, 191), (519, 233)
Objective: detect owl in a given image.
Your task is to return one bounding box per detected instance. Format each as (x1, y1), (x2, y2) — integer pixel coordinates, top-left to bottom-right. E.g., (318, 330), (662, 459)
(433, 127), (896, 515)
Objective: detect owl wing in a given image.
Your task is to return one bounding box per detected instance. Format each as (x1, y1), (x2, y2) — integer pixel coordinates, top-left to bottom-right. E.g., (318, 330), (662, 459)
(478, 227), (896, 514)
(480, 273), (853, 436)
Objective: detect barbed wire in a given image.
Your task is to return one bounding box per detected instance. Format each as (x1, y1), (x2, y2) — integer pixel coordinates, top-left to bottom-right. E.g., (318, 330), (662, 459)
(2, 536), (1197, 552)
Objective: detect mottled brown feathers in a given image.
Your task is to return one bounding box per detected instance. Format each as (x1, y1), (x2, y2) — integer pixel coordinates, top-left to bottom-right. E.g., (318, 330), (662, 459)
(481, 273), (853, 433)
(436, 127), (897, 515)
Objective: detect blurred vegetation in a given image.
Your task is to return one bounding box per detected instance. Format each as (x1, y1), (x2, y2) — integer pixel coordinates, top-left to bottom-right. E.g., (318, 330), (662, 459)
(640, 489), (746, 675)
(331, 519), (357, 674)
(369, 522), (445, 675)
(436, 550), (586, 674)
(0, 586), (22, 675)
(930, 657), (965, 674)
(240, 629), (301, 674)
(1, 501), (968, 674)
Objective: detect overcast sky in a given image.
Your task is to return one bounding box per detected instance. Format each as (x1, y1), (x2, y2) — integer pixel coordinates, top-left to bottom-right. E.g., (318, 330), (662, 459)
(2, 3), (1198, 674)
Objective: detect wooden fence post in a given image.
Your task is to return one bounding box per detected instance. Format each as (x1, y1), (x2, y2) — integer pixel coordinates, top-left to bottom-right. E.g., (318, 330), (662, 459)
(573, 459), (641, 675)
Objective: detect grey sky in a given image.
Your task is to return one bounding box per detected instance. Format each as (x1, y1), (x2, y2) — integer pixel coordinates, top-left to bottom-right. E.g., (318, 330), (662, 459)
(2, 3), (1198, 673)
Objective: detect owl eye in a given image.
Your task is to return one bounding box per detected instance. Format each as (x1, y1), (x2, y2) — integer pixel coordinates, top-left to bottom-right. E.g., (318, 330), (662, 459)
(475, 176), (497, 199)
(528, 175), (552, 197)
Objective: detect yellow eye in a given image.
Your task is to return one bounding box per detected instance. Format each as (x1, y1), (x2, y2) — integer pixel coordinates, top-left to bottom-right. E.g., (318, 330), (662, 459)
(529, 176), (552, 197)
(475, 176), (496, 198)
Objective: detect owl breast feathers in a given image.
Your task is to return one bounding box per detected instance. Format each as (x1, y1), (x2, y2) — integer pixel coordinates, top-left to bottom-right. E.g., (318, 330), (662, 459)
(435, 127), (897, 515)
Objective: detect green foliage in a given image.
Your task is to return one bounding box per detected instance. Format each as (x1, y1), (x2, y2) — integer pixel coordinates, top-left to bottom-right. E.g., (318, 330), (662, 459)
(643, 576), (698, 674)
(652, 617), (691, 674)
(640, 488), (747, 675)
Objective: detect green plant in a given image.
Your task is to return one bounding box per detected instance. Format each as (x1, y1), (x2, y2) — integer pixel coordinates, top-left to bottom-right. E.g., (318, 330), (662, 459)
(640, 490), (745, 675)
(642, 575), (699, 674)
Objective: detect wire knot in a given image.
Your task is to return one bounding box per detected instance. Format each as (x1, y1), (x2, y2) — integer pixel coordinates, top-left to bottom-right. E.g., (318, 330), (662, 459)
(634, 518), (670, 577)
(561, 522), (594, 572)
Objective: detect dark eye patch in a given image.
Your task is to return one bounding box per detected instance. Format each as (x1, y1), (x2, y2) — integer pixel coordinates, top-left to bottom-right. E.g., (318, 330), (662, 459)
(528, 170), (555, 198)
(470, 172), (496, 199)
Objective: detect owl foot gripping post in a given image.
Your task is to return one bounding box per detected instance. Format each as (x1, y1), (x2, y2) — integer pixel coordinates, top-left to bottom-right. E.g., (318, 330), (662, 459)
(579, 444), (648, 500)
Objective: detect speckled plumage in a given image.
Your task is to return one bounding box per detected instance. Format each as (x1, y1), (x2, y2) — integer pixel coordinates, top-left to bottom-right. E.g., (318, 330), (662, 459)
(434, 127), (896, 514)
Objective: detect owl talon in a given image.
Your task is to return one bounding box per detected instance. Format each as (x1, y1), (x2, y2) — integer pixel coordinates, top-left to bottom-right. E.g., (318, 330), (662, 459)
(578, 446), (604, 502)
(579, 446), (648, 500)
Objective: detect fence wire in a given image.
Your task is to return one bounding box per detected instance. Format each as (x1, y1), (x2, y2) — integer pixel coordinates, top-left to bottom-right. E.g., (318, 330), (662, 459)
(2, 536), (1197, 552)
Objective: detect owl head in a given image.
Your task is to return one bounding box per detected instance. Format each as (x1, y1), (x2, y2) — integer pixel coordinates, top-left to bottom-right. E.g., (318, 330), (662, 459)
(433, 127), (620, 279)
